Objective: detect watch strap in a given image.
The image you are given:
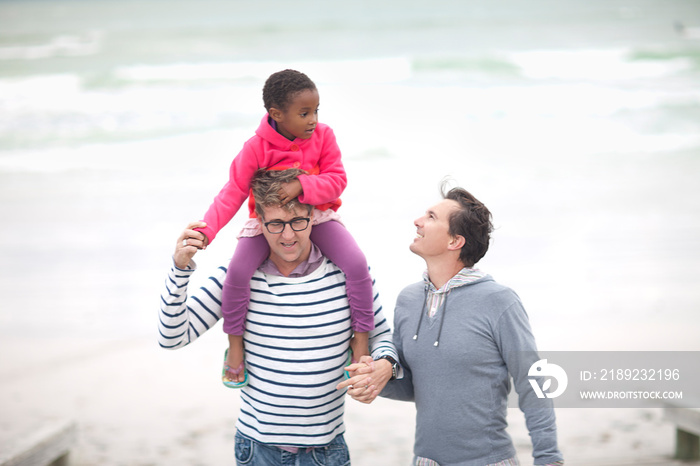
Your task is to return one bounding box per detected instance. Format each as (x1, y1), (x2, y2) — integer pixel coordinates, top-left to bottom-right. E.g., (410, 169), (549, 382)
(377, 355), (398, 380)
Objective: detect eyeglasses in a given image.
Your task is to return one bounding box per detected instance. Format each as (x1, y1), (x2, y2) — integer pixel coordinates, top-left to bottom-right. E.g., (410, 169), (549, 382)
(263, 217), (311, 234)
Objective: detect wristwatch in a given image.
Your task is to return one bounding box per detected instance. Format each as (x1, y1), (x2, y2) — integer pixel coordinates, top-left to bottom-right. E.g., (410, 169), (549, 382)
(376, 355), (399, 380)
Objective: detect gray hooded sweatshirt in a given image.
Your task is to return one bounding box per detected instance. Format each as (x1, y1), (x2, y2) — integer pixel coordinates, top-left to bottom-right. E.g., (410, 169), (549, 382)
(381, 275), (563, 466)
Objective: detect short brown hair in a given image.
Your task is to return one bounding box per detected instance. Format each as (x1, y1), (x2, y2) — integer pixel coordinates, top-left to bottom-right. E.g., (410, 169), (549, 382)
(442, 183), (493, 267)
(251, 168), (312, 218)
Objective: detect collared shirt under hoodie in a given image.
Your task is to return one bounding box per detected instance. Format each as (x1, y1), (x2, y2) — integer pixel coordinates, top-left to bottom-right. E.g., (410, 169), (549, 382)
(424, 268), (487, 318)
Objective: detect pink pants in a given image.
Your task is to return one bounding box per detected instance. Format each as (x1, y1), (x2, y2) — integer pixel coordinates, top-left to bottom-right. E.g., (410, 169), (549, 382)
(221, 220), (375, 335)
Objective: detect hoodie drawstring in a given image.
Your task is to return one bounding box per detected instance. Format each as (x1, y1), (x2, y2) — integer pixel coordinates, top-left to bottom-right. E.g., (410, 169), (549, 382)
(412, 294), (427, 342)
(413, 287), (449, 347)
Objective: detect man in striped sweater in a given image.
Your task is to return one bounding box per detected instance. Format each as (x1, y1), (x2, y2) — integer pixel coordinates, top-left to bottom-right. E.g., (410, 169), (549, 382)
(158, 169), (398, 466)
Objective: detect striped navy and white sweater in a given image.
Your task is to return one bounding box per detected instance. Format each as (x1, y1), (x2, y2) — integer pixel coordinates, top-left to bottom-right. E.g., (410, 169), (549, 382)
(158, 257), (397, 447)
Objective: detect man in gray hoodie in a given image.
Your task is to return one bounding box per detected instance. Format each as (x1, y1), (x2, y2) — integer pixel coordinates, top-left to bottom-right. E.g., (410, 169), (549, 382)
(339, 185), (564, 466)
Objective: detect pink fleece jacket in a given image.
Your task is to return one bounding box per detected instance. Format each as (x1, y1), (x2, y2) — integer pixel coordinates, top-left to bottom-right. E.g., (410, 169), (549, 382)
(198, 115), (347, 243)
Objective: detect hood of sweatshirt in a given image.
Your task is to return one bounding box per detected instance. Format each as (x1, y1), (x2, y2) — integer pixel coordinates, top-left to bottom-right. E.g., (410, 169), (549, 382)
(414, 268), (491, 346)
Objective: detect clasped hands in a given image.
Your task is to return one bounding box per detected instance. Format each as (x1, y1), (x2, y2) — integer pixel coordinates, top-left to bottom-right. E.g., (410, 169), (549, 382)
(336, 355), (392, 404)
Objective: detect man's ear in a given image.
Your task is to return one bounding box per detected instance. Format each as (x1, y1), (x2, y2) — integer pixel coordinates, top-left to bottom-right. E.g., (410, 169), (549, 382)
(269, 107), (283, 122)
(448, 235), (465, 251)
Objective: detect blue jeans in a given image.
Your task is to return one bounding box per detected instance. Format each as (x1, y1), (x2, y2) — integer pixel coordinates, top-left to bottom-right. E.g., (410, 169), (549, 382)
(234, 430), (350, 466)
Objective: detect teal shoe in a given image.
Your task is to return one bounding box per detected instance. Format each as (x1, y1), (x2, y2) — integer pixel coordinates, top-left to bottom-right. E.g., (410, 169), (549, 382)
(222, 348), (249, 389)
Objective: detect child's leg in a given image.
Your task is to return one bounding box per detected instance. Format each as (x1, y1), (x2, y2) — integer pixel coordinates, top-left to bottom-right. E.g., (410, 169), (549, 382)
(349, 331), (369, 363)
(222, 235), (269, 382)
(310, 221), (374, 360)
(225, 334), (245, 383)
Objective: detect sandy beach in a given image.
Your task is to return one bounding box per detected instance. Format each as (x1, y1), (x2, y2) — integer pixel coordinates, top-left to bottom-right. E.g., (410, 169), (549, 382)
(0, 332), (696, 466)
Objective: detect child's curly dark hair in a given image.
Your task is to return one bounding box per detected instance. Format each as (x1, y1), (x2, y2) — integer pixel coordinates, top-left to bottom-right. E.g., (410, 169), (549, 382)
(262, 69), (317, 112)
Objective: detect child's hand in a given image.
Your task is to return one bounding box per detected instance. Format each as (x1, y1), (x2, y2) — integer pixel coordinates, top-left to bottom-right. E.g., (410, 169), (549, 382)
(278, 179), (303, 205)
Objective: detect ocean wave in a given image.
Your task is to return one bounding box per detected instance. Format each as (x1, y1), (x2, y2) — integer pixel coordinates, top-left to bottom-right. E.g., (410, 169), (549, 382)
(406, 47), (699, 83)
(115, 57), (413, 85)
(0, 72), (259, 150)
(0, 31), (102, 61)
(2, 50), (698, 153)
(629, 46), (700, 69)
(412, 55), (521, 76)
(509, 48), (694, 81)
